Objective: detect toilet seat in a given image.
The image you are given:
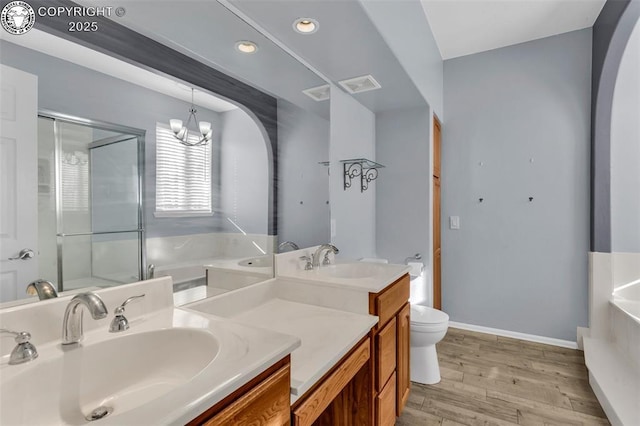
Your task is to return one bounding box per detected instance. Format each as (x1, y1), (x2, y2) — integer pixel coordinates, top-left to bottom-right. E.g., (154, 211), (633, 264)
(411, 305), (449, 326)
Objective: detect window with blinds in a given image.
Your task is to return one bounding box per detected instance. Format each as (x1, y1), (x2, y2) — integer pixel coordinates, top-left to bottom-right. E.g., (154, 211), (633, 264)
(155, 123), (212, 216)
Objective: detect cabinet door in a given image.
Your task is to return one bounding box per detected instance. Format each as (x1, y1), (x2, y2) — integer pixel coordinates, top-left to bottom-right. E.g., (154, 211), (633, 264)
(376, 372), (397, 426)
(396, 303), (411, 416)
(376, 317), (397, 392)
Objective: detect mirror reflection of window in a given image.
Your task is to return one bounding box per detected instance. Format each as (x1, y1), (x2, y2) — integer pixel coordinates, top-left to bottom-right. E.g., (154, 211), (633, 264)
(155, 123), (212, 217)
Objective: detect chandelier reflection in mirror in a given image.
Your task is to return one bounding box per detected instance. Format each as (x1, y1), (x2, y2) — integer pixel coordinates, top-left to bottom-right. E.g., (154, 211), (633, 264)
(169, 88), (212, 146)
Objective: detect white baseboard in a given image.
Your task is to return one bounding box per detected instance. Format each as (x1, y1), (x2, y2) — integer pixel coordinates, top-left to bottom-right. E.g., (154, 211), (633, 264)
(448, 321), (579, 350)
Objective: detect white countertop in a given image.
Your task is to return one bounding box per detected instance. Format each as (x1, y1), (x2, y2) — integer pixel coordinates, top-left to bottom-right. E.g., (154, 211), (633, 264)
(226, 299), (377, 403)
(278, 261), (411, 293)
(0, 278), (300, 426)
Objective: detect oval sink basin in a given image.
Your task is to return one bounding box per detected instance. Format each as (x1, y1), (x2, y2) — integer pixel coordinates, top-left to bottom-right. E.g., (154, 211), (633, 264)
(0, 328), (218, 425)
(317, 263), (387, 279)
(237, 256), (273, 268)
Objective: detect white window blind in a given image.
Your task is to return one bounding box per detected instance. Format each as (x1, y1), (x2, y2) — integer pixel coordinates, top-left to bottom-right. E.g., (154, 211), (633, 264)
(155, 123), (212, 215)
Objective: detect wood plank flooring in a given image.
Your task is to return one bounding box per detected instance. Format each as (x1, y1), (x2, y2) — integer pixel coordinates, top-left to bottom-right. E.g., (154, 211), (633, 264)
(396, 328), (610, 426)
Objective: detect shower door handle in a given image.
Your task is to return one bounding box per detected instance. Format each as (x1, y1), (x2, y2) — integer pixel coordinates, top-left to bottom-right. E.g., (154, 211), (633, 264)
(8, 249), (34, 261)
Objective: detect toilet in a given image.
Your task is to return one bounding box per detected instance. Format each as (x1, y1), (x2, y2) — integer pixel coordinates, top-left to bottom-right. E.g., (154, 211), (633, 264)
(410, 304), (449, 384)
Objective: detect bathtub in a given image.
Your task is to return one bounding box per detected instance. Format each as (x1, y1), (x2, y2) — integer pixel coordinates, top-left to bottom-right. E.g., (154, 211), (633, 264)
(612, 279), (640, 324)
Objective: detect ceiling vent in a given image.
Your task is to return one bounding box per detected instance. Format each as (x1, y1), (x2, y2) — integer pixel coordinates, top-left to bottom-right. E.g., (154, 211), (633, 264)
(338, 75), (381, 94)
(303, 84), (330, 102)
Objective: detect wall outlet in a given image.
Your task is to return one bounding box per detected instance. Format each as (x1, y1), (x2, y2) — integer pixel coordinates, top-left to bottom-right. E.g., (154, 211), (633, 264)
(449, 216), (460, 230)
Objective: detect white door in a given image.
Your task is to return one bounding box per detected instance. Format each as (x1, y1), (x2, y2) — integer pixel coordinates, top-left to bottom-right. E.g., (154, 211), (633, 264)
(0, 65), (38, 302)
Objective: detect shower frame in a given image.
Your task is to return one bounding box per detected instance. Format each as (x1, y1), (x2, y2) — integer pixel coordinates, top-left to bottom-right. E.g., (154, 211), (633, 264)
(39, 110), (147, 292)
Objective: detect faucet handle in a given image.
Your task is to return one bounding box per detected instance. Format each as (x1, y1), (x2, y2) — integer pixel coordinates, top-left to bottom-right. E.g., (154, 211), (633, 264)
(1, 329), (38, 365)
(299, 256), (313, 271)
(110, 294), (145, 333)
(114, 294), (145, 315)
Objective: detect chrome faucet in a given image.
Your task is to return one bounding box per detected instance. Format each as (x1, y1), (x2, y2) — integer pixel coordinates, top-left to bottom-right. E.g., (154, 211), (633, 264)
(147, 264), (155, 279)
(0, 329), (38, 364)
(312, 244), (339, 268)
(278, 241), (300, 253)
(26, 279), (58, 300)
(62, 292), (108, 345)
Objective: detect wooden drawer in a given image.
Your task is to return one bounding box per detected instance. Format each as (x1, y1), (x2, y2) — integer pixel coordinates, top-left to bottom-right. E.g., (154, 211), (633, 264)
(376, 372), (397, 426)
(293, 338), (370, 426)
(376, 317), (396, 392)
(370, 274), (409, 328)
(202, 363), (290, 426)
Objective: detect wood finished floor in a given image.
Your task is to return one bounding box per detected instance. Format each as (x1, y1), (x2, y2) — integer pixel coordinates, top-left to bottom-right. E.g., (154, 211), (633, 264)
(396, 328), (610, 426)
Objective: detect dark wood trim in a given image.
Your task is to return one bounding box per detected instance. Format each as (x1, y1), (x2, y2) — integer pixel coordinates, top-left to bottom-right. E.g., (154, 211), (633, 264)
(186, 355), (290, 425)
(19, 0), (279, 235)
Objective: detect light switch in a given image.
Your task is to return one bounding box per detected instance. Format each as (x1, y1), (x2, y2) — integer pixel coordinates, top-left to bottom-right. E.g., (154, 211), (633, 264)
(449, 216), (460, 230)
(331, 219), (337, 237)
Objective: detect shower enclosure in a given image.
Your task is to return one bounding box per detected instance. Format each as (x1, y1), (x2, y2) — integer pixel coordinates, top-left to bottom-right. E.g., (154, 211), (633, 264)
(38, 112), (145, 292)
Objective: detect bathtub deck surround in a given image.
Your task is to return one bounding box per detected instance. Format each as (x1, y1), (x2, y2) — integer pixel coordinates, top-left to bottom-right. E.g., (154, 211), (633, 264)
(0, 278), (300, 425)
(585, 251), (640, 426)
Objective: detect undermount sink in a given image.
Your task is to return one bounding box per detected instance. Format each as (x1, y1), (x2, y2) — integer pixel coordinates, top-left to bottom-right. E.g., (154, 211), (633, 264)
(0, 328), (219, 425)
(317, 263), (389, 279)
(237, 256), (273, 268)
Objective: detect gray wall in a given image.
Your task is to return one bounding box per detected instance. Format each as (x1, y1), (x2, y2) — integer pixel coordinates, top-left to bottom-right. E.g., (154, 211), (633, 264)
(359, 0), (444, 118)
(219, 109), (269, 235)
(330, 86), (377, 258)
(375, 107), (431, 265)
(442, 29), (592, 341)
(277, 100), (330, 249)
(611, 19), (640, 252)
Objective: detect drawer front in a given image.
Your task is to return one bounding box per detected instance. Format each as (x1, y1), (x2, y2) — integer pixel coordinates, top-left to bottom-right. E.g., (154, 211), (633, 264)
(372, 274), (409, 328)
(203, 364), (290, 426)
(376, 372), (397, 426)
(376, 317), (397, 392)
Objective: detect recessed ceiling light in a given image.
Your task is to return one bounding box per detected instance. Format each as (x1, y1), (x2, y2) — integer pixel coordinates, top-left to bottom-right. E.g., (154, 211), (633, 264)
(235, 40), (258, 54)
(293, 18), (319, 34)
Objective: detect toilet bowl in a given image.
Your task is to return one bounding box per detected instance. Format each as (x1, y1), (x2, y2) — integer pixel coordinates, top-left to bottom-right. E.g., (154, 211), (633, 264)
(410, 304), (449, 384)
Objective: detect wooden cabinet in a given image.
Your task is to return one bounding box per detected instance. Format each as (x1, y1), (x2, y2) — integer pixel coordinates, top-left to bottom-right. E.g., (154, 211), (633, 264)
(396, 303), (411, 415)
(369, 274), (410, 424)
(376, 372), (397, 426)
(376, 317), (397, 392)
(188, 357), (291, 426)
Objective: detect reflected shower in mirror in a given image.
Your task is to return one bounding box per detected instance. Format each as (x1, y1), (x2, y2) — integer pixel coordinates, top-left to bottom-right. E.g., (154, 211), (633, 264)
(37, 115), (144, 296)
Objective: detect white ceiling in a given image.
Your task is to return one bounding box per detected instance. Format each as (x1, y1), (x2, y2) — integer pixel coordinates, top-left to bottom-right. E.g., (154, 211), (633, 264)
(421, 0), (606, 60)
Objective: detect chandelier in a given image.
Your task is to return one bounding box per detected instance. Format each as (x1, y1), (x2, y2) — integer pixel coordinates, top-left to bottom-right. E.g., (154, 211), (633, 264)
(169, 88), (212, 146)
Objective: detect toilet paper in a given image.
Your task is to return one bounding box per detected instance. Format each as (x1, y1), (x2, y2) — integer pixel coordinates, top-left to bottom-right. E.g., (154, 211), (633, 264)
(407, 262), (424, 278)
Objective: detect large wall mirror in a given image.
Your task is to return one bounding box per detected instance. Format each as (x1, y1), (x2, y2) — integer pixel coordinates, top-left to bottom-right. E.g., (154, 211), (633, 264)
(0, 0), (330, 304)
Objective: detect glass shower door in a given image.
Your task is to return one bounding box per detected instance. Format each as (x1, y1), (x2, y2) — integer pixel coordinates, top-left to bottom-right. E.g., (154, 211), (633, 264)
(39, 117), (144, 291)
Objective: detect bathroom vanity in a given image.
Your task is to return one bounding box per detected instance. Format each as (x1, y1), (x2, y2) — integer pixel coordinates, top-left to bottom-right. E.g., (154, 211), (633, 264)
(0, 256), (411, 426)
